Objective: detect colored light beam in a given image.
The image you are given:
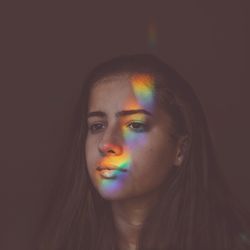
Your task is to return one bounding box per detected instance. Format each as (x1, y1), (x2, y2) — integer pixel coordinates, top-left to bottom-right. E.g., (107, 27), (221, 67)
(122, 74), (155, 148)
(148, 20), (157, 50)
(130, 73), (155, 112)
(98, 73), (156, 194)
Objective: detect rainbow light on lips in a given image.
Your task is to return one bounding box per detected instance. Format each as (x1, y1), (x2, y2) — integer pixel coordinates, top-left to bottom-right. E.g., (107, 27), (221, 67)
(97, 146), (132, 193)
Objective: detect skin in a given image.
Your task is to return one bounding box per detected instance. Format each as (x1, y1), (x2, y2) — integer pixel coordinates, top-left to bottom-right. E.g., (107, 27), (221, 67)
(85, 73), (186, 250)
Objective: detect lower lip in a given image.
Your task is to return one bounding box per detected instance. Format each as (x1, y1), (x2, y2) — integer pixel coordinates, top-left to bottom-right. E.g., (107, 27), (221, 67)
(98, 169), (128, 179)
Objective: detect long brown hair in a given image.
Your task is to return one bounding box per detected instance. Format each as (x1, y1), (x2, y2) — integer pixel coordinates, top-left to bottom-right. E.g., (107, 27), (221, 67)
(37, 54), (250, 250)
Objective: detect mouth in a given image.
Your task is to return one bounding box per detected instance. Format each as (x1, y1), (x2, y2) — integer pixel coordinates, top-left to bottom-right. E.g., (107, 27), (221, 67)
(96, 165), (127, 171)
(96, 166), (128, 179)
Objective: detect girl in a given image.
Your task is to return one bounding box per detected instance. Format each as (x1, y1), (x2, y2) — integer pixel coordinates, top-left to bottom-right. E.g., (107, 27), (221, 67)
(38, 54), (250, 250)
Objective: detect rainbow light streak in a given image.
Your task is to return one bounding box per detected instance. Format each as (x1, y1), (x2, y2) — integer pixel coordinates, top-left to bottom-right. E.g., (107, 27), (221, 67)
(122, 74), (155, 149)
(130, 74), (155, 112)
(98, 74), (156, 194)
(148, 21), (157, 50)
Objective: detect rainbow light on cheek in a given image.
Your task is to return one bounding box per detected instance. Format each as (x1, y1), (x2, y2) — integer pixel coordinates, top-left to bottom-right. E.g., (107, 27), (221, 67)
(122, 116), (147, 149)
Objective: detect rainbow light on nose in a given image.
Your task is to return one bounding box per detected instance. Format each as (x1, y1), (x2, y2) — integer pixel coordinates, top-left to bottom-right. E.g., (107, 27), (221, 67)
(100, 148), (131, 172)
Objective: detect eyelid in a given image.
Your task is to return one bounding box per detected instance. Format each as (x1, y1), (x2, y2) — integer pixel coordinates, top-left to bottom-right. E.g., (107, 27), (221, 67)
(88, 121), (106, 133)
(88, 119), (150, 134)
(125, 120), (145, 125)
(88, 120), (105, 127)
(125, 120), (150, 132)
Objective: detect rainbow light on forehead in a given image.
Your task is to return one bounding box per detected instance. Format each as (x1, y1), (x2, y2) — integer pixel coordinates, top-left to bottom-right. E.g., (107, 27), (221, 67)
(98, 74), (156, 192)
(123, 73), (155, 148)
(130, 74), (155, 112)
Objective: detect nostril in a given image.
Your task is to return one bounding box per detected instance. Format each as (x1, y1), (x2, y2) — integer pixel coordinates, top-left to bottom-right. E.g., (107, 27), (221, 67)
(99, 143), (123, 156)
(107, 149), (115, 154)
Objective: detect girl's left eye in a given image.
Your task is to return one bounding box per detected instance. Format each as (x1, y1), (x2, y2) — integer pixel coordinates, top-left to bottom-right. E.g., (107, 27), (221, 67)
(127, 122), (149, 132)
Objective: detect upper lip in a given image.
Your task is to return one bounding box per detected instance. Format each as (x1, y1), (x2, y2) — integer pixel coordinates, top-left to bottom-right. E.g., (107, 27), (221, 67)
(96, 165), (127, 172)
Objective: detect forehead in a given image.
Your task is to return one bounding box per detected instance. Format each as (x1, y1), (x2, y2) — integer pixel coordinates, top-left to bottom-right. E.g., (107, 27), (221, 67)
(88, 74), (153, 111)
(88, 73), (174, 132)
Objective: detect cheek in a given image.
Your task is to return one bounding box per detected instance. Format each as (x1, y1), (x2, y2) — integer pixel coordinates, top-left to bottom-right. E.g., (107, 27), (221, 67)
(85, 137), (97, 171)
(131, 139), (174, 184)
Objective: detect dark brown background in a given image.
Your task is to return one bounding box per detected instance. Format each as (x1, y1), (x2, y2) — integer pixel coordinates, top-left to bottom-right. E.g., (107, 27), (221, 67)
(1, 1), (249, 249)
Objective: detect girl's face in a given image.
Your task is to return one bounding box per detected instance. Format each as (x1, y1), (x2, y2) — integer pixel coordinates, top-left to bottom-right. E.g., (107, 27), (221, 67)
(85, 74), (182, 200)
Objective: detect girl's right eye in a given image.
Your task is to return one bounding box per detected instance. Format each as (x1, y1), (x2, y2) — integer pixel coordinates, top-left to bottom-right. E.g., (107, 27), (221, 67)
(88, 123), (105, 133)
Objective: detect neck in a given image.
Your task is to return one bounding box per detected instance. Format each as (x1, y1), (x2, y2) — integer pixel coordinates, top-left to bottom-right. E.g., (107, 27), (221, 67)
(111, 190), (160, 250)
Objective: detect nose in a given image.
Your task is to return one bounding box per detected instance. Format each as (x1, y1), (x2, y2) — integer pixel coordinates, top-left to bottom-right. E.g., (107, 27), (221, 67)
(98, 127), (123, 156)
(99, 143), (123, 156)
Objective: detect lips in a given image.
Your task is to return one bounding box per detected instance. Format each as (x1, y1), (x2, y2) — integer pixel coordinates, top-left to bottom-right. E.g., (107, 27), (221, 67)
(99, 169), (117, 179)
(96, 165), (127, 172)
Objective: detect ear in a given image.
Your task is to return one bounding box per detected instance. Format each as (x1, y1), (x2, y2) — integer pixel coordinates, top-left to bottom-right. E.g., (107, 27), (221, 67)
(173, 135), (190, 167)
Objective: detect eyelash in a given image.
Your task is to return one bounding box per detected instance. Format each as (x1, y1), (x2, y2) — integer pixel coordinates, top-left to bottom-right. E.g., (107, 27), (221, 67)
(127, 121), (149, 132)
(88, 123), (105, 133)
(88, 121), (149, 134)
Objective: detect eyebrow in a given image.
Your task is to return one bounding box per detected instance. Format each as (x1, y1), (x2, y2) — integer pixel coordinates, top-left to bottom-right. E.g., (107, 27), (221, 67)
(87, 109), (153, 118)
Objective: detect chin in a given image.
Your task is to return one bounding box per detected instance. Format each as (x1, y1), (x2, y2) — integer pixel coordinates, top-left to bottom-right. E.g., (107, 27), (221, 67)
(97, 185), (128, 201)
(93, 181), (134, 201)
(91, 171), (131, 200)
